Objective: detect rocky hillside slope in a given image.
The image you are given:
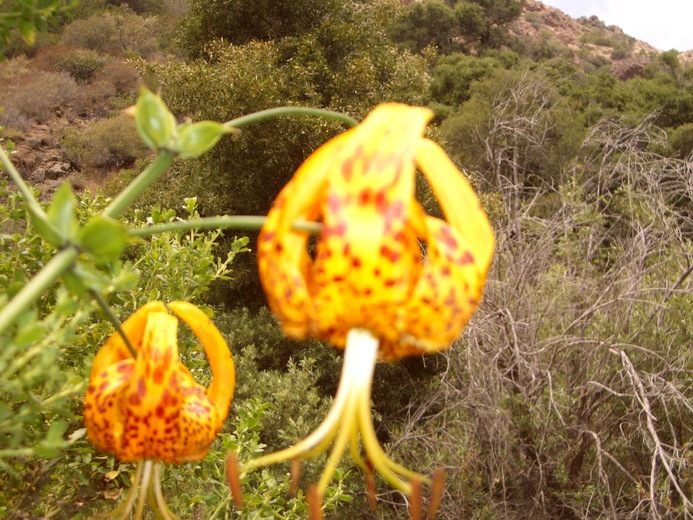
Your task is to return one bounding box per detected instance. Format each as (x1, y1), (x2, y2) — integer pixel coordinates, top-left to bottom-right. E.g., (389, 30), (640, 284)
(1, 0), (687, 198)
(512, 0), (690, 77)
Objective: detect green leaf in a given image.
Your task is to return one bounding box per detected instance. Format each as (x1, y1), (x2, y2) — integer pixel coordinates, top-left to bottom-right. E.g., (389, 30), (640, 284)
(17, 18), (35, 45)
(174, 121), (236, 159)
(29, 212), (63, 246)
(62, 269), (87, 297)
(47, 182), (76, 240)
(111, 262), (140, 292)
(77, 215), (129, 264)
(70, 262), (112, 293)
(135, 88), (176, 150)
(34, 421), (68, 458)
(34, 15), (48, 34)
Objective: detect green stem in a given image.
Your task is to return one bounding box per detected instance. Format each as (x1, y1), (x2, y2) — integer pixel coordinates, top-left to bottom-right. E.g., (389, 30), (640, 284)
(129, 216), (321, 238)
(92, 291), (137, 358)
(103, 151), (175, 219)
(0, 247), (78, 337)
(224, 107), (358, 130)
(0, 447), (33, 458)
(0, 145), (59, 238)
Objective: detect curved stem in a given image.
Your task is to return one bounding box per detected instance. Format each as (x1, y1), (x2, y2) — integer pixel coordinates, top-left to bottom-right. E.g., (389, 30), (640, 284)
(0, 145), (59, 239)
(103, 152), (175, 219)
(129, 216), (321, 238)
(0, 247), (78, 337)
(224, 107), (358, 131)
(92, 291), (137, 358)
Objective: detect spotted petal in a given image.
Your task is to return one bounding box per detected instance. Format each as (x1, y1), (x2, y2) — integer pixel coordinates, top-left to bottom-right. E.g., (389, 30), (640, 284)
(257, 131), (342, 339)
(90, 301), (167, 378)
(85, 302), (235, 464)
(416, 138), (494, 276)
(310, 104), (430, 352)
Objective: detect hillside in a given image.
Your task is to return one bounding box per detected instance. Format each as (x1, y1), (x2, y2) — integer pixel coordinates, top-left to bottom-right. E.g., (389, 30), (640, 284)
(1, 0), (687, 197)
(1, 1), (691, 519)
(512, 0), (688, 77)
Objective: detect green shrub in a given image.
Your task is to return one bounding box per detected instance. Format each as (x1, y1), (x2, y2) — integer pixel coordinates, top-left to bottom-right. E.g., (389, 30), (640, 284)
(61, 9), (161, 58)
(668, 122), (693, 157)
(61, 113), (149, 170)
(56, 49), (106, 82)
(60, 14), (118, 53)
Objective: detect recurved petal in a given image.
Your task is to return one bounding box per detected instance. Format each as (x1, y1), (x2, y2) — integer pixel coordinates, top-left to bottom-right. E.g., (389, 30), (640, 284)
(169, 369), (221, 463)
(90, 301), (168, 378)
(309, 104), (431, 347)
(415, 139), (494, 276)
(118, 312), (182, 462)
(403, 214), (486, 354)
(84, 359), (133, 455)
(168, 301), (235, 426)
(258, 131), (348, 338)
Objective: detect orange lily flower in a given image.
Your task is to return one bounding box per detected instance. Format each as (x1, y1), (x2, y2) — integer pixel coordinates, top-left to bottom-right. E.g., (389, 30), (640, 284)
(249, 103), (494, 513)
(84, 301), (235, 519)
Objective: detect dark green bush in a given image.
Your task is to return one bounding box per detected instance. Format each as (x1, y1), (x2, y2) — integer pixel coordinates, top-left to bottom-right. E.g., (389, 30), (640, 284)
(61, 113), (149, 170)
(56, 49), (105, 82)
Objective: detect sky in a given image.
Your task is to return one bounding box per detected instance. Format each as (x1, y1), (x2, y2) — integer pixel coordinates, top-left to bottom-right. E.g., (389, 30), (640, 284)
(540, 0), (693, 52)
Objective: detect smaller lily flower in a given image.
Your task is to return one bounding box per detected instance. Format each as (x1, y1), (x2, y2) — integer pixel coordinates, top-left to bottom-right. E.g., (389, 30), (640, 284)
(245, 103), (494, 515)
(84, 301), (235, 519)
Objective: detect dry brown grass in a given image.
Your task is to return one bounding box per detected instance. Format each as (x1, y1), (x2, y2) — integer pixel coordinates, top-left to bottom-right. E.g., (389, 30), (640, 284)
(389, 116), (692, 519)
(0, 70), (80, 129)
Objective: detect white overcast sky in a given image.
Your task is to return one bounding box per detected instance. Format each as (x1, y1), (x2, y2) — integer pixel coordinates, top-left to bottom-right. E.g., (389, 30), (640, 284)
(540, 0), (693, 52)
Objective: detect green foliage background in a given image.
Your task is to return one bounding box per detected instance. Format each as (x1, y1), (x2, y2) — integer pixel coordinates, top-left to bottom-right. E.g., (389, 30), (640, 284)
(1, 0), (692, 518)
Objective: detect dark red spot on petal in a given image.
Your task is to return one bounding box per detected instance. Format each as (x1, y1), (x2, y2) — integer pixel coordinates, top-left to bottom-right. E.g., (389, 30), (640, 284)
(341, 157), (354, 181)
(438, 226), (459, 250)
(153, 366), (164, 385)
(327, 193), (341, 214)
(459, 251), (475, 265)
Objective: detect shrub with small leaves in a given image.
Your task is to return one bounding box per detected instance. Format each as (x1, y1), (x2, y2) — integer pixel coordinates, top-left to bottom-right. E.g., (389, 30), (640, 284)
(61, 112), (149, 170)
(56, 49), (106, 83)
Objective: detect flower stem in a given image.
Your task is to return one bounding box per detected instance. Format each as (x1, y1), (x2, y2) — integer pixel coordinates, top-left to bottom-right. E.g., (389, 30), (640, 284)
(103, 152), (175, 219)
(0, 247), (78, 337)
(0, 145), (59, 239)
(92, 291), (137, 358)
(129, 216), (321, 238)
(224, 107), (358, 130)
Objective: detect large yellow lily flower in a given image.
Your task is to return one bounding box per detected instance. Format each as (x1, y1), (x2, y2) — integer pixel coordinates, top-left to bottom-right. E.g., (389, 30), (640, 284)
(84, 301), (235, 519)
(248, 103), (494, 514)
